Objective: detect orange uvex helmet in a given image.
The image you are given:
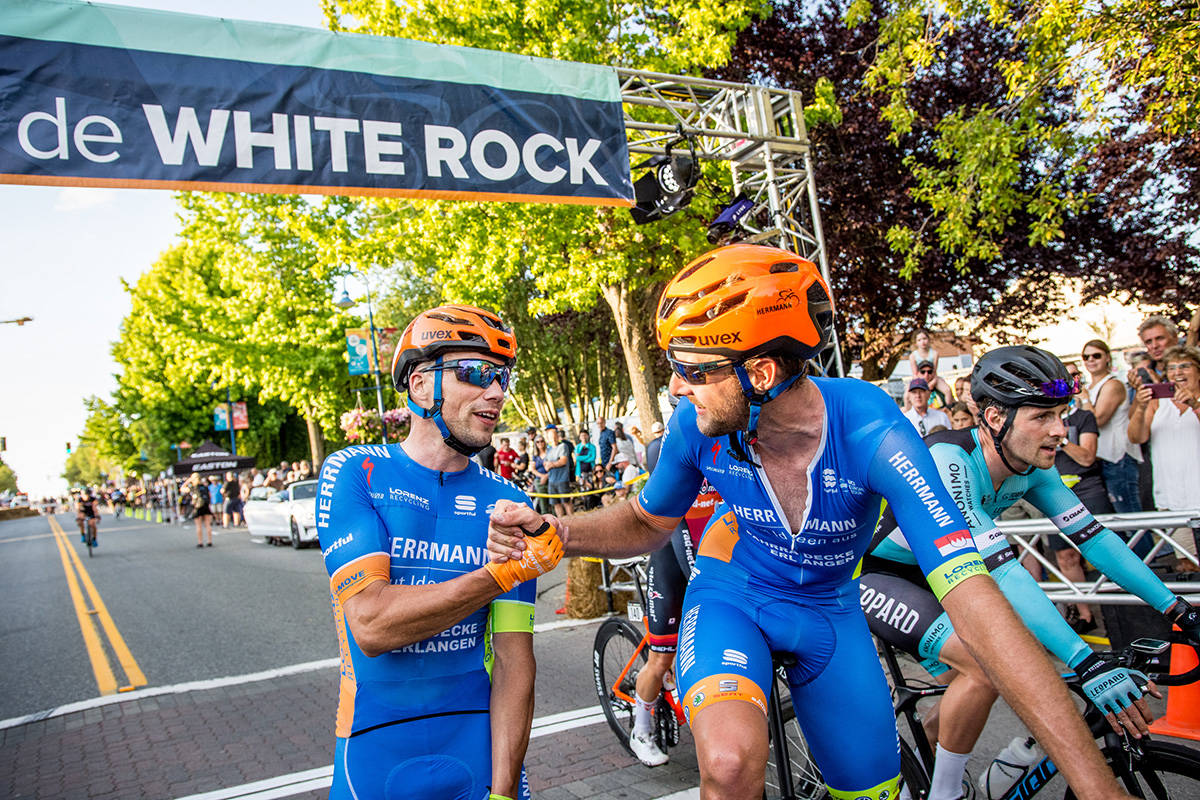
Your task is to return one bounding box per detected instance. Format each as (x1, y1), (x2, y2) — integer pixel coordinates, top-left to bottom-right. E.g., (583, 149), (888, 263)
(391, 305), (517, 391)
(656, 244), (834, 361)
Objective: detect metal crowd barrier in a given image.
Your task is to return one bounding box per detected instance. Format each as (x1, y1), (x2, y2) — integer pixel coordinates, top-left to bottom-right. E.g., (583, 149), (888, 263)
(996, 510), (1200, 605)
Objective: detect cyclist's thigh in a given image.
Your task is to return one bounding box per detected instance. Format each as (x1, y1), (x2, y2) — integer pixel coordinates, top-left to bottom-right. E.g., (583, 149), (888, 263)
(676, 575), (773, 724)
(331, 711), (512, 800)
(859, 560), (953, 675)
(646, 536), (688, 653)
(779, 600), (900, 796)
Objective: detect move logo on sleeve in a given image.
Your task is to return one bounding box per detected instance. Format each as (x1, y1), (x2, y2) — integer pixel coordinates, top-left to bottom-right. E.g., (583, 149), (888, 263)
(934, 529), (973, 557)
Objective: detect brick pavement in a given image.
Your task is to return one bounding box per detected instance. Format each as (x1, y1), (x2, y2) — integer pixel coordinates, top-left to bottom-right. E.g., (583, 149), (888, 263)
(0, 636), (701, 800)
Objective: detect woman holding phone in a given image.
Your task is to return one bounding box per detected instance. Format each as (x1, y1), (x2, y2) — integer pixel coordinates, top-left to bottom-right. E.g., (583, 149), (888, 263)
(1128, 345), (1200, 568)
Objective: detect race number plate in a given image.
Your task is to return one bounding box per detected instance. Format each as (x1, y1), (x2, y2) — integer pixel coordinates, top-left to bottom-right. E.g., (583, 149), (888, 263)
(628, 602), (644, 623)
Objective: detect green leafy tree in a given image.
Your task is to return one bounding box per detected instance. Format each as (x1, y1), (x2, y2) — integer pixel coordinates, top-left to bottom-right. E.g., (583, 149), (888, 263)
(848, 0), (1200, 275)
(0, 458), (18, 493)
(310, 0), (769, 431)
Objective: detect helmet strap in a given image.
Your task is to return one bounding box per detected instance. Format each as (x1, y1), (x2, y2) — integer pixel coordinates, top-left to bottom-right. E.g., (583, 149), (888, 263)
(727, 365), (802, 463)
(405, 357), (487, 458)
(987, 408), (1034, 477)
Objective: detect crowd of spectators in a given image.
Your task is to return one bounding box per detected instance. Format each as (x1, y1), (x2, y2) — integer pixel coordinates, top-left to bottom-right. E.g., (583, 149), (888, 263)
(475, 418), (661, 514)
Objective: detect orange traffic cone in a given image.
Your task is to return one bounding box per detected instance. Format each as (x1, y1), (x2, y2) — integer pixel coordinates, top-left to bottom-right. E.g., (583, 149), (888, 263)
(1149, 631), (1200, 742)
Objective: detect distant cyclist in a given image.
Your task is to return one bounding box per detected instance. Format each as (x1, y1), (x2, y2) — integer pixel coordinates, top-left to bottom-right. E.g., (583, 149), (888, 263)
(317, 305), (563, 800)
(861, 345), (1200, 800)
(76, 488), (99, 547)
(490, 244), (1138, 800)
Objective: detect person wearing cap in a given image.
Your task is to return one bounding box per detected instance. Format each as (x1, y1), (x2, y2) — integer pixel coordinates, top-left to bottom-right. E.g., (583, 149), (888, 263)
(914, 359), (951, 409)
(316, 304), (563, 800)
(490, 245), (1141, 800)
(644, 421), (666, 471)
(903, 377), (951, 436)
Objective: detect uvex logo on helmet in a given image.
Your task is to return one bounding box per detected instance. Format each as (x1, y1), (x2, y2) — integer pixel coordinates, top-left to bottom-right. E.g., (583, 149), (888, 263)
(420, 330), (455, 342)
(696, 332), (742, 346)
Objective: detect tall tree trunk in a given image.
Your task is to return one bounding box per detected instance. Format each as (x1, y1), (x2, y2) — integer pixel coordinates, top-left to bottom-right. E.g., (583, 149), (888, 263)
(599, 282), (661, 432)
(554, 365), (576, 427)
(304, 412), (326, 469)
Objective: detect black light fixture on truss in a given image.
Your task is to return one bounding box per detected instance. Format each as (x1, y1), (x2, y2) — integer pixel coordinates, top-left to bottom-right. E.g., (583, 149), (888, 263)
(628, 134), (699, 225)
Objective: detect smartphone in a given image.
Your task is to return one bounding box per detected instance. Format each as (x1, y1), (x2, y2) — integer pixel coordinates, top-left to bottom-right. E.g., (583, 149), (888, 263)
(1148, 382), (1176, 399)
(1137, 367), (1156, 385)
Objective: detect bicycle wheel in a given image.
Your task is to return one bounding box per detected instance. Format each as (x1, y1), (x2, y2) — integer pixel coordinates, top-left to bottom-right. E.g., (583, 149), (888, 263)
(86, 523), (95, 557)
(1065, 739), (1200, 800)
(764, 682), (826, 800)
(593, 617), (647, 754)
(764, 678), (931, 800)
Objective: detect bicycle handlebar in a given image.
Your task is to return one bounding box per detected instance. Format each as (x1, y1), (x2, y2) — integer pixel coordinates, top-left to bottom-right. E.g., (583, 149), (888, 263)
(1131, 632), (1200, 687)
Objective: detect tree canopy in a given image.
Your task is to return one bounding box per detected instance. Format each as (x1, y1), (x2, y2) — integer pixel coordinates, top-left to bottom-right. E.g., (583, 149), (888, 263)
(716, 0), (1199, 377)
(848, 0), (1200, 274)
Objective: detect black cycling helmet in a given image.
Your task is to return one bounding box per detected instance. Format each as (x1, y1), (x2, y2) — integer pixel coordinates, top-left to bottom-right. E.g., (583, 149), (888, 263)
(971, 345), (1076, 409)
(971, 345), (1077, 475)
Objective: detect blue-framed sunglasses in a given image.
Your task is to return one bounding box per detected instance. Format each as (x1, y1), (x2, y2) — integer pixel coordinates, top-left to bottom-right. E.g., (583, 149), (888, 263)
(667, 355), (741, 385)
(420, 358), (512, 390)
(1039, 377), (1081, 399)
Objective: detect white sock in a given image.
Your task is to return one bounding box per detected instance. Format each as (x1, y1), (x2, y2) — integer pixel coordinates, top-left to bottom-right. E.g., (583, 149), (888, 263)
(929, 743), (971, 800)
(632, 693), (655, 737)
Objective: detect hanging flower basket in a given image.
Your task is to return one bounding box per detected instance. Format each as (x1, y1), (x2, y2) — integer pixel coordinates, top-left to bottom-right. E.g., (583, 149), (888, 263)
(340, 407), (411, 443)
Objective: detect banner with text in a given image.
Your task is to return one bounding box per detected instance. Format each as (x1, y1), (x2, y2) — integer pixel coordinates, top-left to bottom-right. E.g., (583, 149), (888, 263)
(0, 0), (633, 206)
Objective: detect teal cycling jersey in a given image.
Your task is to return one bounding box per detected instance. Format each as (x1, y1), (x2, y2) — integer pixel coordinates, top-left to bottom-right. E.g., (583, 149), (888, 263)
(317, 444), (535, 800)
(636, 378), (987, 601)
(871, 426), (1177, 667)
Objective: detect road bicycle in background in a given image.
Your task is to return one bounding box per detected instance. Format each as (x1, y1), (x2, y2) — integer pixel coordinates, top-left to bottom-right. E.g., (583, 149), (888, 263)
(590, 556), (924, 799)
(879, 631), (1200, 799)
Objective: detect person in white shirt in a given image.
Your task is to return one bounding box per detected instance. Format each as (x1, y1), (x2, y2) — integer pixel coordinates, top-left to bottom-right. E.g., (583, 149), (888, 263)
(1080, 339), (1142, 513)
(902, 377), (951, 436)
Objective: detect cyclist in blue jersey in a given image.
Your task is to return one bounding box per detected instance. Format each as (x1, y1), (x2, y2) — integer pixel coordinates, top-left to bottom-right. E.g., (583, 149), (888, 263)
(860, 345), (1200, 800)
(489, 245), (1139, 800)
(318, 305), (563, 800)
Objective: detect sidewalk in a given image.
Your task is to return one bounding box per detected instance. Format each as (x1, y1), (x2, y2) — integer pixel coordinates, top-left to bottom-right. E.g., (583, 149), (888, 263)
(0, 620), (703, 800)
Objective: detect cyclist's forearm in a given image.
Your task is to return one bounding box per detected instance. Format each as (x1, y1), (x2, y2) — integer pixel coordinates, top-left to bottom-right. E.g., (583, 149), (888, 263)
(943, 575), (1126, 799)
(562, 500), (673, 559)
(1078, 530), (1176, 612)
(343, 570), (502, 656)
(490, 631), (534, 798)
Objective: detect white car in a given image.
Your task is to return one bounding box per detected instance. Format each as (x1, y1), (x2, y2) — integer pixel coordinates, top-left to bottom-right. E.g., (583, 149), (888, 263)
(243, 480), (318, 549)
(10, 494), (30, 508)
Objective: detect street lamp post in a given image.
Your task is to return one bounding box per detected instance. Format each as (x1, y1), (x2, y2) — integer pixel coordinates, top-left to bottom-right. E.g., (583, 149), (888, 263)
(336, 274), (388, 445)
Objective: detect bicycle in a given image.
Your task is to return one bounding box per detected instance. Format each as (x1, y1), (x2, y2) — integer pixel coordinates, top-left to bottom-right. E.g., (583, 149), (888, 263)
(878, 631), (1200, 799)
(591, 556), (926, 799)
(83, 515), (98, 557)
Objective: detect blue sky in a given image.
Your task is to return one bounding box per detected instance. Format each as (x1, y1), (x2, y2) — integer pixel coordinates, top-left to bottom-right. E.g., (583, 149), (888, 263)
(0, 1), (327, 496)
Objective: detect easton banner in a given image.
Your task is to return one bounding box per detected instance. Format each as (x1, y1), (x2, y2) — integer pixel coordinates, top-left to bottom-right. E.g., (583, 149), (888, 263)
(0, 0), (634, 205)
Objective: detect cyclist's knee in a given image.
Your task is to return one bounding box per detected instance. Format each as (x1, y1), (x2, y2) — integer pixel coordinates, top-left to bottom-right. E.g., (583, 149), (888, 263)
(939, 635), (994, 691)
(693, 706), (768, 795)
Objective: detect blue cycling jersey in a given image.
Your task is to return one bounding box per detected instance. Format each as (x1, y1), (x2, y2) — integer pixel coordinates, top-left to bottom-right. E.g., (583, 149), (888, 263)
(636, 378), (986, 601)
(870, 426), (1176, 668)
(317, 444), (535, 800)
(636, 378), (986, 797)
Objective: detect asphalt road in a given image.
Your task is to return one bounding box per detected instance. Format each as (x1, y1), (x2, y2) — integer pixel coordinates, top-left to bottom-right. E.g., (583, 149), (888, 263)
(0, 511), (1187, 800)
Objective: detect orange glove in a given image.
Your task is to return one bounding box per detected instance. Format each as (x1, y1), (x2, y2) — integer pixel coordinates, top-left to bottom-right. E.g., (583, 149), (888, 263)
(484, 521), (564, 592)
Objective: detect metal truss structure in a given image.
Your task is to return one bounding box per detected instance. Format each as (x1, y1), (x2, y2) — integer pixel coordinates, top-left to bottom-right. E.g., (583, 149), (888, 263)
(617, 68), (844, 377)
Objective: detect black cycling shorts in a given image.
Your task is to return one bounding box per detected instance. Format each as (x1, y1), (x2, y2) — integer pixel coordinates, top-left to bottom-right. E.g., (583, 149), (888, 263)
(645, 521), (695, 653)
(857, 555), (953, 676)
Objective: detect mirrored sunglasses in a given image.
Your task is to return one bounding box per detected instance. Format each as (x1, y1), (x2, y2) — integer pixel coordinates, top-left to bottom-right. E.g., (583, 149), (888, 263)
(667, 355), (740, 385)
(1081, 352), (1105, 361)
(420, 358), (512, 390)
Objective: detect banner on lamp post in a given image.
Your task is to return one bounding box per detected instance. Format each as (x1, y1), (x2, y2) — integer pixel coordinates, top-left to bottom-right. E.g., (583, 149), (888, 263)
(213, 405), (230, 432)
(346, 329), (371, 376)
(231, 401), (249, 430)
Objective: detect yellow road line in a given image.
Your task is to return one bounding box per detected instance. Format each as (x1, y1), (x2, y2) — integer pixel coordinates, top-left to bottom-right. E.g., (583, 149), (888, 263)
(49, 516), (117, 695)
(47, 516), (147, 693)
(61, 522), (148, 688)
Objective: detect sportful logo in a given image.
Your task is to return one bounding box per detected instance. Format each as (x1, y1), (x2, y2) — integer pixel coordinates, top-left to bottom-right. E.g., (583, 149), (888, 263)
(722, 649), (748, 667)
(454, 495), (476, 515)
